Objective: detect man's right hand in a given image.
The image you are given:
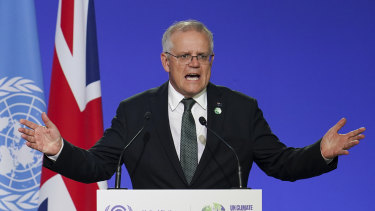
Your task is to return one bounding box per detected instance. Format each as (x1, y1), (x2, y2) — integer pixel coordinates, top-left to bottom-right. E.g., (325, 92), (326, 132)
(19, 112), (62, 156)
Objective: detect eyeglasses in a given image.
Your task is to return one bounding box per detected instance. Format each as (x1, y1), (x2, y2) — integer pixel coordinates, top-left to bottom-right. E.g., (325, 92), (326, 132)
(165, 52), (214, 65)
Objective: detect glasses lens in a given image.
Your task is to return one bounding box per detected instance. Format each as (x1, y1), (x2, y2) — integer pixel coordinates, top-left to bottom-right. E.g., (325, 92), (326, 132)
(179, 55), (192, 64)
(175, 54), (213, 64)
(199, 55), (213, 64)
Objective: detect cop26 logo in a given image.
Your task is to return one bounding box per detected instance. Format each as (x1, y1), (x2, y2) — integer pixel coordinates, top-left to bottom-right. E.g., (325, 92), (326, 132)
(0, 77), (46, 210)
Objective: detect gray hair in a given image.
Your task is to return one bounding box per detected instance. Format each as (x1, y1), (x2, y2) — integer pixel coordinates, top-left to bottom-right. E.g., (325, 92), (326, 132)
(162, 20), (214, 53)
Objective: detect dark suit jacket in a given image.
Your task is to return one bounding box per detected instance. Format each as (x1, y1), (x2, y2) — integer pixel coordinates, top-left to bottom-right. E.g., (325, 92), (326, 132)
(44, 82), (337, 188)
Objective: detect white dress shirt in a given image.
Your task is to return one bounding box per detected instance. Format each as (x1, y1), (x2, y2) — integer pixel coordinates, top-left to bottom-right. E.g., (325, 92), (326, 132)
(168, 82), (207, 162)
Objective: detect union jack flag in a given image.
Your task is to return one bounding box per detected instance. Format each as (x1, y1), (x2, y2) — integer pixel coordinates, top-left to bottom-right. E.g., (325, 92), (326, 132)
(38, 0), (107, 210)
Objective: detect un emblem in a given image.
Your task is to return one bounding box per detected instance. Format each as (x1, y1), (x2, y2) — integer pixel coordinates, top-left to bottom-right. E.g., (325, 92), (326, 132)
(0, 77), (45, 210)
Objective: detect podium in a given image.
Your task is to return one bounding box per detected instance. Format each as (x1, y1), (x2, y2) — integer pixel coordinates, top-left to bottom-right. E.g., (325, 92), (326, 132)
(97, 189), (262, 211)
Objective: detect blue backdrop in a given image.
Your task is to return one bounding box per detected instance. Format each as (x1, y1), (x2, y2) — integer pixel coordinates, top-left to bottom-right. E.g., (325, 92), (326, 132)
(34, 1), (374, 210)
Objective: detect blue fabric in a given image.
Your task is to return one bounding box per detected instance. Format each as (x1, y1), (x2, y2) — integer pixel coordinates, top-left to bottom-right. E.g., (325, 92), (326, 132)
(0, 1), (46, 210)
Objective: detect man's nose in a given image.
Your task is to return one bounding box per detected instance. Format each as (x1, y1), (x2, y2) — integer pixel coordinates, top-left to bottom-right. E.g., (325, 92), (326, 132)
(189, 56), (200, 67)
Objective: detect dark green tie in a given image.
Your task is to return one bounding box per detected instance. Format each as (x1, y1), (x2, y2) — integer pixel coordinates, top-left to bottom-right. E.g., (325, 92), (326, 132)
(180, 98), (198, 184)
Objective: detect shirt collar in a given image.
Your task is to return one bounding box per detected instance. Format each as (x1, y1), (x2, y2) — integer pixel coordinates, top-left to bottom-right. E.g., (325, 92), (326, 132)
(168, 81), (207, 111)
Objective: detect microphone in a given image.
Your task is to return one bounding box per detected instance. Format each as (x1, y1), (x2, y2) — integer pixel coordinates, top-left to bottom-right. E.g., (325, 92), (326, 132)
(199, 117), (244, 188)
(114, 111), (151, 189)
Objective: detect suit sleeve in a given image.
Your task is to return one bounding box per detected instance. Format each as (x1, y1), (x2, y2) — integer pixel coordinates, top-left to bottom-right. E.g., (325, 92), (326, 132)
(250, 100), (337, 181)
(43, 102), (129, 183)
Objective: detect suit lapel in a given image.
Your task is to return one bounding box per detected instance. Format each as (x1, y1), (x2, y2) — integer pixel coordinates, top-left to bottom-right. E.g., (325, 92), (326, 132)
(191, 83), (225, 184)
(149, 82), (187, 184)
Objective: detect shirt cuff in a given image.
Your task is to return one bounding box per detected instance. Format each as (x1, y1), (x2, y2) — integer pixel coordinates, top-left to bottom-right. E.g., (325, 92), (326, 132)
(321, 151), (333, 164)
(46, 138), (64, 161)
(319, 140), (334, 164)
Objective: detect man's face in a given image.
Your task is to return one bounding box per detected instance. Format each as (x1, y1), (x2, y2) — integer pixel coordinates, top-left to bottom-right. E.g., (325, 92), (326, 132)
(161, 30), (213, 98)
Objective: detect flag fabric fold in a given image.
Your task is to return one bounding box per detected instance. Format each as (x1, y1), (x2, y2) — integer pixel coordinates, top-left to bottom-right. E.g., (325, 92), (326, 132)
(38, 0), (107, 210)
(0, 1), (46, 210)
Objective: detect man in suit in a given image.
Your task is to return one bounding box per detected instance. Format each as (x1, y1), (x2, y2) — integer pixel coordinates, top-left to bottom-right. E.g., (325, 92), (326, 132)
(19, 20), (365, 188)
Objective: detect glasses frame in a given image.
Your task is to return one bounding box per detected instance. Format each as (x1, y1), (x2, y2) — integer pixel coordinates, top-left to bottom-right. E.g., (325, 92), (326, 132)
(165, 52), (214, 65)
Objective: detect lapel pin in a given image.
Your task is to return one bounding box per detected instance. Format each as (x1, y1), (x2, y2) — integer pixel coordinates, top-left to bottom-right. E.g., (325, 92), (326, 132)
(214, 107), (222, 115)
(214, 102), (222, 115)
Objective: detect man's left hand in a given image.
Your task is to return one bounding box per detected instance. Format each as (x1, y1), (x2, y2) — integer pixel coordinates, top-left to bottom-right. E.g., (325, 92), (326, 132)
(321, 118), (365, 159)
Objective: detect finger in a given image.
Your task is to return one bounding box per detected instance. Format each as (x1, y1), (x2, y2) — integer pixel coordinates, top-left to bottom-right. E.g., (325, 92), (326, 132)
(25, 141), (40, 151)
(343, 140), (360, 150)
(21, 134), (35, 143)
(19, 118), (40, 130)
(338, 150), (350, 156)
(42, 112), (56, 129)
(18, 127), (34, 136)
(348, 134), (365, 142)
(332, 118), (347, 133)
(347, 127), (366, 138)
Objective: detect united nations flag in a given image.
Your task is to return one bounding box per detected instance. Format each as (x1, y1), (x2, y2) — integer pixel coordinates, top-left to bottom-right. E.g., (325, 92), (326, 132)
(0, 1), (46, 210)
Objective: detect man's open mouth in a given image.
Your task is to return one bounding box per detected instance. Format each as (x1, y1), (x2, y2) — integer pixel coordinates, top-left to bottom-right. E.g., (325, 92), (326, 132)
(185, 73), (200, 81)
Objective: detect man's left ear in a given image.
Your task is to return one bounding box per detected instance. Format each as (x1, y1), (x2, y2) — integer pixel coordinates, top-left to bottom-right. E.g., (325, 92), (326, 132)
(210, 55), (214, 66)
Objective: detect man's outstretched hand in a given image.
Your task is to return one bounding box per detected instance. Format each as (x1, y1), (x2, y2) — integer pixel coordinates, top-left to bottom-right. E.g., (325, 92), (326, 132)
(321, 118), (366, 159)
(19, 112), (62, 156)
